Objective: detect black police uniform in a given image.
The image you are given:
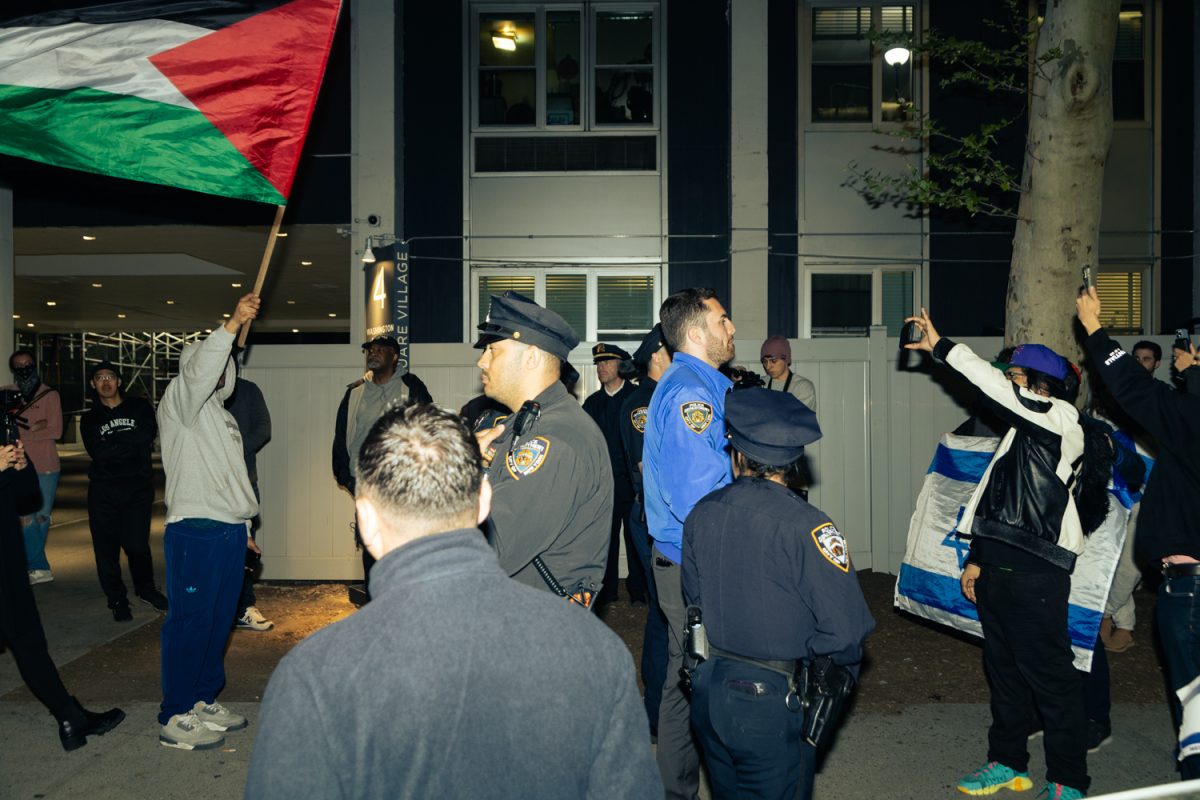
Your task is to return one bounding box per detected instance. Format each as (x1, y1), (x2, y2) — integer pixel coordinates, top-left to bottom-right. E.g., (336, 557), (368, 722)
(682, 389), (874, 800)
(583, 343), (643, 604)
(619, 325), (670, 731)
(476, 291), (614, 602)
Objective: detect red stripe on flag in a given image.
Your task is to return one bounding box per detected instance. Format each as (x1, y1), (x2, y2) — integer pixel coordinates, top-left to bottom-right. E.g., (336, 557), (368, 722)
(149, 0), (342, 201)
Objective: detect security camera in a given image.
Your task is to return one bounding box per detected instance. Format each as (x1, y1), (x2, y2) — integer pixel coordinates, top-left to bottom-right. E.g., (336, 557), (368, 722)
(367, 214), (381, 227)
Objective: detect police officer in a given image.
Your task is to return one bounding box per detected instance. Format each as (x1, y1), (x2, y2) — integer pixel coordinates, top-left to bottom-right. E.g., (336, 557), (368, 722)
(474, 291), (613, 605)
(619, 324), (672, 735)
(583, 343), (642, 606)
(683, 388), (874, 800)
(642, 287), (736, 799)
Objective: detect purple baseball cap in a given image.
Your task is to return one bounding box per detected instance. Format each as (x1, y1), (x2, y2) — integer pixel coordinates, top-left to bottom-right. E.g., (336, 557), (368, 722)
(1010, 344), (1068, 381)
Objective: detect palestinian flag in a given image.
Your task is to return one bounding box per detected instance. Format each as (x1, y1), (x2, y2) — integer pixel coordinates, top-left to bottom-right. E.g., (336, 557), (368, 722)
(0, 0), (343, 205)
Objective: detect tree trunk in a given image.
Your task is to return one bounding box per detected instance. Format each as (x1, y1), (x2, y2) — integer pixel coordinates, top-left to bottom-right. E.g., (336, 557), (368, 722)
(1006, 0), (1119, 369)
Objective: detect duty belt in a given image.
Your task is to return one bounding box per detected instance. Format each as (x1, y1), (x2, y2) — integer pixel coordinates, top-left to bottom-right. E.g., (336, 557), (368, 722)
(709, 646), (798, 678)
(1163, 562), (1200, 579)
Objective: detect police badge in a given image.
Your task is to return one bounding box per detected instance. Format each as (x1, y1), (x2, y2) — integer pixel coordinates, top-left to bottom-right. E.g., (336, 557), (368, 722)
(631, 406), (648, 433)
(811, 523), (850, 572)
(506, 436), (551, 479)
(680, 401), (713, 434)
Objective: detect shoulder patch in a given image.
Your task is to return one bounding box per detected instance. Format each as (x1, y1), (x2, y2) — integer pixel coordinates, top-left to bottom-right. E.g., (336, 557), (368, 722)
(811, 523), (850, 572)
(631, 405), (648, 433)
(506, 436), (551, 479)
(680, 401), (714, 434)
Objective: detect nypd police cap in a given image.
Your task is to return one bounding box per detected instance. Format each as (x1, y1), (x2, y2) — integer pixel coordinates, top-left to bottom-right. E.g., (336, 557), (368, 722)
(474, 290), (580, 361)
(725, 387), (822, 466)
(592, 343), (632, 364)
(632, 323), (665, 368)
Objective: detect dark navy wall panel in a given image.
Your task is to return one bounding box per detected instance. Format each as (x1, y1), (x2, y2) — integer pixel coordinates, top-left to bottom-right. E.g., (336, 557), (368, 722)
(1160, 0), (1194, 333)
(666, 0), (731, 304)
(767, 0), (799, 337)
(403, 1), (464, 343)
(926, 3), (1022, 337)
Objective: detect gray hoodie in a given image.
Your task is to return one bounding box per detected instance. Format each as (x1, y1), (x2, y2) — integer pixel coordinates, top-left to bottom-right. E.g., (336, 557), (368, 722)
(157, 327), (258, 524)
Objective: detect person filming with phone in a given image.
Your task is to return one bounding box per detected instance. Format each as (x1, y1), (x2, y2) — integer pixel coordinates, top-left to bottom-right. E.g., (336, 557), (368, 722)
(1077, 287), (1200, 781)
(904, 308), (1113, 800)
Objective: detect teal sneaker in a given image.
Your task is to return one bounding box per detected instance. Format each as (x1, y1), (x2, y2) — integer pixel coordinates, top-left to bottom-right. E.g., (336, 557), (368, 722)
(1036, 783), (1085, 800)
(957, 761), (1034, 795)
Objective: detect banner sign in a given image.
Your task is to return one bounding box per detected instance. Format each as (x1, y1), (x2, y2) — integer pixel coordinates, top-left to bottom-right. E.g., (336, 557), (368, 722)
(363, 243), (411, 373)
(893, 433), (1131, 672)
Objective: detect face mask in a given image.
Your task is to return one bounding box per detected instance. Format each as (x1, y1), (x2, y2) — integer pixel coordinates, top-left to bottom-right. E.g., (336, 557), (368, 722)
(12, 365), (39, 399)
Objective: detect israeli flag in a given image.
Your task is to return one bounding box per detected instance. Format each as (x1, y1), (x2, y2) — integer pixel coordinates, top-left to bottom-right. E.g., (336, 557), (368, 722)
(894, 433), (1130, 672)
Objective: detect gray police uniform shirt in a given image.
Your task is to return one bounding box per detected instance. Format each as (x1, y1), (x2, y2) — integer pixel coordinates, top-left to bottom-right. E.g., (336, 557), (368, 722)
(485, 380), (614, 597)
(767, 371), (817, 412)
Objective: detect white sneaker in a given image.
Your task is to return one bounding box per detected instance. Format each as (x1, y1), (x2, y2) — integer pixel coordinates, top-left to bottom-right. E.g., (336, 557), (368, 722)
(236, 606), (274, 631)
(193, 700), (247, 732)
(160, 712), (226, 750)
(28, 570), (54, 585)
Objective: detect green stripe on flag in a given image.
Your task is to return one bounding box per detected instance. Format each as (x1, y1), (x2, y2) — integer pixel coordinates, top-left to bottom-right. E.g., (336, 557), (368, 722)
(0, 84), (285, 205)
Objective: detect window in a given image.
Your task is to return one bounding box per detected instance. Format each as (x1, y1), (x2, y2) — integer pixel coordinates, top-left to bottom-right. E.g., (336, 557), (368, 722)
(474, 266), (661, 342)
(804, 268), (915, 337)
(809, 3), (915, 124)
(473, 3), (658, 130)
(472, 3), (659, 172)
(1095, 270), (1143, 334)
(1112, 3), (1145, 122)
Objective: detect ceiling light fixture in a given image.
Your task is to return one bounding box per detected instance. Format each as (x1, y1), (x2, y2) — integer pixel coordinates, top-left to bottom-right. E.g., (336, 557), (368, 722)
(884, 46), (911, 66)
(91, 282), (102, 288)
(231, 282), (243, 288)
(287, 299), (296, 304)
(223, 313), (231, 318)
(117, 313), (126, 319)
(328, 313), (337, 318)
(11, 314), (19, 319)
(82, 234), (97, 241)
(292, 328), (300, 333)
(166, 299), (175, 305)
(301, 260), (312, 266)
(492, 29), (517, 51)
(26, 322), (34, 328)
(276, 232), (288, 238)
(45, 301), (57, 307)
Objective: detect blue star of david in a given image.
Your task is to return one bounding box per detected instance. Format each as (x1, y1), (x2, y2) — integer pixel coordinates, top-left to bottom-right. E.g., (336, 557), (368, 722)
(941, 506), (971, 569)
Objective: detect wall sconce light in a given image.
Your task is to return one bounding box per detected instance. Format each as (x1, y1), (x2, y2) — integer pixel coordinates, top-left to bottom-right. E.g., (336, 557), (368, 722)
(884, 46), (911, 66)
(361, 238), (377, 264)
(492, 30), (517, 51)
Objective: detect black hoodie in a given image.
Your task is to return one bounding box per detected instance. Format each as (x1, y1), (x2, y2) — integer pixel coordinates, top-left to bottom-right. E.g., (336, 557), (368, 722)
(80, 395), (158, 482)
(1085, 328), (1200, 564)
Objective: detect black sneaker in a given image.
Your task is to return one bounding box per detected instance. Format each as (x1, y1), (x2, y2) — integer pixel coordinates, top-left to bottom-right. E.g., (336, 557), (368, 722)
(112, 600), (133, 622)
(1087, 719), (1112, 753)
(136, 588), (169, 612)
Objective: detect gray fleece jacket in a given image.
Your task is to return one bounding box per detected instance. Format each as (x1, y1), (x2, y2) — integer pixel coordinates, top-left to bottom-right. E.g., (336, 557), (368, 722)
(157, 327), (258, 524)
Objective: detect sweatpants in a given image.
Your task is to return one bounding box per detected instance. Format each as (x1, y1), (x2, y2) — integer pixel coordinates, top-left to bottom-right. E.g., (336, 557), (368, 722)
(158, 518), (246, 724)
(88, 481), (155, 607)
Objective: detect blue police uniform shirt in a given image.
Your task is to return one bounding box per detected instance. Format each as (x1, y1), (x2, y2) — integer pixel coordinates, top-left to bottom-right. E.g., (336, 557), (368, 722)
(642, 352), (734, 563)
(682, 477), (875, 672)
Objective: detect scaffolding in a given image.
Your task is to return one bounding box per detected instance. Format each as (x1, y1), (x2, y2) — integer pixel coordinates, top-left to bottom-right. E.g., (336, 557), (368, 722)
(80, 331), (206, 406)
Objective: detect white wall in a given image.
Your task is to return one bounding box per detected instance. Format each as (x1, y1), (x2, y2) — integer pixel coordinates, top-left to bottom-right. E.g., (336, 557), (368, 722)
(242, 331), (1179, 580)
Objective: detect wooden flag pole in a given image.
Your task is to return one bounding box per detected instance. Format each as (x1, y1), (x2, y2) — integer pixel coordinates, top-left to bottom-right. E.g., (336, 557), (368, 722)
(238, 204), (286, 348)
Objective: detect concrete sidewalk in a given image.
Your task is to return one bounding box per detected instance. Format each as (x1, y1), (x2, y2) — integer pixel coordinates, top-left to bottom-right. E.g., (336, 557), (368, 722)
(0, 455), (1191, 798)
